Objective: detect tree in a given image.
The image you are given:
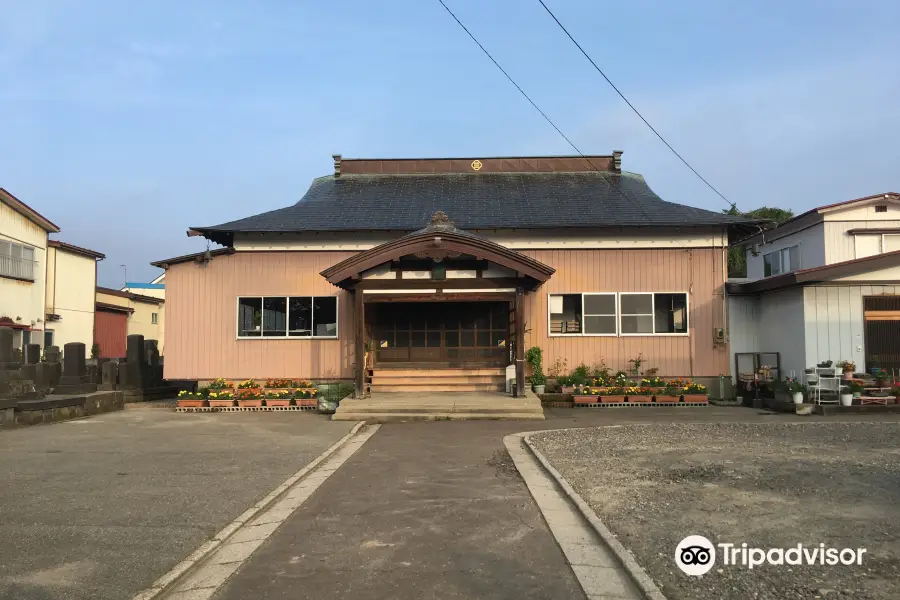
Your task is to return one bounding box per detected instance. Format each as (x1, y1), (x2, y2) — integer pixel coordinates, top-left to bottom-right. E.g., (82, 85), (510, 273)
(724, 206), (794, 278)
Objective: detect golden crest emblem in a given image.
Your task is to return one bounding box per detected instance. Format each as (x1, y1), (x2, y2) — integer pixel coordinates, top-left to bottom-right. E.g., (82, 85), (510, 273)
(471, 159), (483, 171)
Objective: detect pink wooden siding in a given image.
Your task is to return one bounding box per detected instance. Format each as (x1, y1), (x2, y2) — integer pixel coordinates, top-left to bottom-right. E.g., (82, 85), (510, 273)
(163, 247), (729, 380)
(163, 251), (355, 380)
(521, 248), (729, 377)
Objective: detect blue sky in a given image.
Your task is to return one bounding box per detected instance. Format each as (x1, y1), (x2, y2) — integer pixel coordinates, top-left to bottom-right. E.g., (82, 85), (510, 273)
(1, 0), (898, 286)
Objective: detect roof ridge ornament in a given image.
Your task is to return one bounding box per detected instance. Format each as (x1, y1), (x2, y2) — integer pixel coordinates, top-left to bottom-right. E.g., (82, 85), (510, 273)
(429, 211), (454, 227)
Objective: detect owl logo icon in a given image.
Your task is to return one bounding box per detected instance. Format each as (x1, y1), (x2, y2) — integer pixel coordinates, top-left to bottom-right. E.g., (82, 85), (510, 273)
(675, 535), (716, 576)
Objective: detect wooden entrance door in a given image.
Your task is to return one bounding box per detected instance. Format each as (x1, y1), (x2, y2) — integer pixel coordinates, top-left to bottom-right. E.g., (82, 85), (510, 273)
(372, 301), (509, 366)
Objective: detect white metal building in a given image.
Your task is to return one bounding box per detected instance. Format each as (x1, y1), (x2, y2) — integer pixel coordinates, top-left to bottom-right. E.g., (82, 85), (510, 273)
(728, 193), (900, 381)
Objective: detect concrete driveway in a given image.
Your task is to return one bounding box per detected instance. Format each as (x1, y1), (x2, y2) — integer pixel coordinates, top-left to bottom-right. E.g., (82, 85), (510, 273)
(0, 409), (356, 600)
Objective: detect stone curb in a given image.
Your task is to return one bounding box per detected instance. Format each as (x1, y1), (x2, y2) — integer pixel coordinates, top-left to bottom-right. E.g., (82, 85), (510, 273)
(131, 421), (366, 600)
(521, 430), (668, 600)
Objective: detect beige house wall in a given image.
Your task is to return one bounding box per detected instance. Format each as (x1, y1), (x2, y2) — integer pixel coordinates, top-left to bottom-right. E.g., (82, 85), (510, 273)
(162, 245), (729, 380)
(45, 246), (97, 349)
(0, 198), (48, 345)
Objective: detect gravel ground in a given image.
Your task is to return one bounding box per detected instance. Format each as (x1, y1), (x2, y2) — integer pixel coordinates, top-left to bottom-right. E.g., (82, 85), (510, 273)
(530, 422), (900, 600)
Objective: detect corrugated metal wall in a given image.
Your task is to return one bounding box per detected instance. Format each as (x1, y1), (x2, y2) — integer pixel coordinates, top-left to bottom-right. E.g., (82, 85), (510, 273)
(94, 310), (127, 358)
(804, 285), (900, 373)
(164, 251), (356, 380)
(727, 295), (760, 381)
(164, 247), (728, 380)
(521, 248), (729, 377)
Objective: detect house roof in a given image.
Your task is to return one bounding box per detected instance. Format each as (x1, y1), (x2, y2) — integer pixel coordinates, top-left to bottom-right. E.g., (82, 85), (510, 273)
(150, 248), (235, 269)
(48, 240), (105, 260)
(738, 192), (900, 246)
(124, 282), (165, 290)
(0, 188), (60, 233)
(189, 155), (758, 246)
(96, 286), (164, 305)
(726, 249), (900, 295)
(320, 211), (555, 291)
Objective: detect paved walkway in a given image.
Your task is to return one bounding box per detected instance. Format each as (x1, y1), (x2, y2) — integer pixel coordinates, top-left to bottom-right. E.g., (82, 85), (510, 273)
(211, 406), (900, 599)
(213, 419), (586, 600)
(0, 409), (356, 600)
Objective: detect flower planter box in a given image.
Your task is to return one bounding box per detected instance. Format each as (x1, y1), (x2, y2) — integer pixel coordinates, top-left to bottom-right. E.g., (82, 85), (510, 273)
(561, 386), (575, 394)
(208, 399), (235, 407)
(654, 395), (680, 403)
(627, 396), (651, 403)
(265, 399), (292, 407)
(683, 394), (708, 403)
(601, 395), (626, 403)
(177, 399), (207, 408)
(237, 399), (264, 408)
(575, 396), (598, 404)
(297, 399), (317, 407)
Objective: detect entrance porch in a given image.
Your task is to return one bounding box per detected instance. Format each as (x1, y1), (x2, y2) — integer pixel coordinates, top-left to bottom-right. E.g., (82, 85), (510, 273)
(319, 211), (555, 401)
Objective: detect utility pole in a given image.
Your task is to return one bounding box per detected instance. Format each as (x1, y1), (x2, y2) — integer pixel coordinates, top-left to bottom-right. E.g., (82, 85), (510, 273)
(120, 264), (127, 289)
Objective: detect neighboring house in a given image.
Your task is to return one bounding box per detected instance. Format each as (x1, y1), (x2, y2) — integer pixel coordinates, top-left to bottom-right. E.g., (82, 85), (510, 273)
(122, 278), (166, 352)
(0, 188), (60, 349)
(95, 287), (165, 358)
(153, 153), (758, 396)
(728, 192), (900, 380)
(45, 240), (105, 350)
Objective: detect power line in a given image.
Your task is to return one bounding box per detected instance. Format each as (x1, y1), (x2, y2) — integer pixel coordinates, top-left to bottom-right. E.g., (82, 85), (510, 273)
(536, 0), (738, 211)
(435, 0), (661, 228)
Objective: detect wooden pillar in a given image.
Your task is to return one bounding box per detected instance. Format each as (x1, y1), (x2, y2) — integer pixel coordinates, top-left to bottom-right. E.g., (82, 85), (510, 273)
(515, 287), (525, 397)
(355, 289), (365, 398)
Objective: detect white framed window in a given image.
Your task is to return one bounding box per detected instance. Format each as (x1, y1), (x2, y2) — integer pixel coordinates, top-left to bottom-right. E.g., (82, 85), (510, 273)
(151, 312), (158, 324)
(583, 293), (617, 335)
(763, 245), (800, 277)
(237, 296), (338, 339)
(0, 239), (36, 281)
(549, 292), (688, 337)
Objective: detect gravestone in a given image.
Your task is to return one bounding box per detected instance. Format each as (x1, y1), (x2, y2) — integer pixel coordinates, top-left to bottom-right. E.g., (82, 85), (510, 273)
(0, 327), (18, 369)
(61, 343), (88, 383)
(55, 342), (97, 394)
(34, 363), (56, 391)
(144, 340), (160, 367)
(24, 343), (41, 365)
(44, 345), (60, 364)
(123, 335), (146, 389)
(99, 362), (118, 391)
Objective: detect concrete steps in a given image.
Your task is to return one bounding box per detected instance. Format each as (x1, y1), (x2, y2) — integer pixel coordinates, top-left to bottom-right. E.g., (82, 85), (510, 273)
(370, 367), (506, 393)
(333, 391), (544, 422)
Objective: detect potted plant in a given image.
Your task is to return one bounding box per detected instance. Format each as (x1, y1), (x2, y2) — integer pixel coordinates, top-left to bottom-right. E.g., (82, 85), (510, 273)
(530, 372), (546, 395)
(208, 389), (235, 407)
(846, 381), (865, 399)
(547, 357), (567, 390)
(654, 380), (680, 403)
(575, 387), (599, 405)
(295, 387), (318, 407)
(682, 381), (708, 403)
(557, 375), (574, 395)
(625, 386), (651, 403)
(817, 360), (833, 368)
(836, 360), (856, 380)
(236, 387), (264, 407)
(642, 376), (667, 393)
(237, 379), (259, 390)
(602, 386), (627, 403)
(839, 386), (853, 407)
(784, 378), (805, 404)
(177, 389), (208, 408)
(874, 368), (889, 388)
(265, 390), (292, 407)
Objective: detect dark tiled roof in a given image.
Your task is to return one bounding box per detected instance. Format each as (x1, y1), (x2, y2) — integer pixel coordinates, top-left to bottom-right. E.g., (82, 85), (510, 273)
(193, 172), (756, 243)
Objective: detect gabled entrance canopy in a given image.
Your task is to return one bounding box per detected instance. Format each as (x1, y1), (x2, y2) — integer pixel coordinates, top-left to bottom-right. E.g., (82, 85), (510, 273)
(320, 212), (555, 291)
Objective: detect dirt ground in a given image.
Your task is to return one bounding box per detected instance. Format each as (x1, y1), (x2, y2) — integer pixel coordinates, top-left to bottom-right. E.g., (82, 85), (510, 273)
(530, 422), (900, 600)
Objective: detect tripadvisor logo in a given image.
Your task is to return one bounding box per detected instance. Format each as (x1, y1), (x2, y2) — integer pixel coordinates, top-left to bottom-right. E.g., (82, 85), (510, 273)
(675, 536), (867, 575)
